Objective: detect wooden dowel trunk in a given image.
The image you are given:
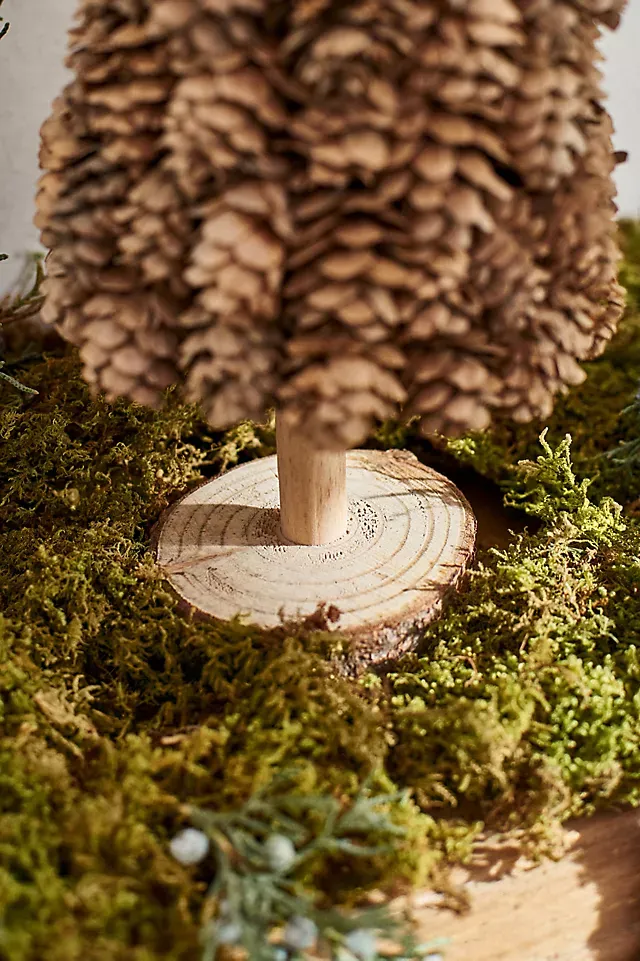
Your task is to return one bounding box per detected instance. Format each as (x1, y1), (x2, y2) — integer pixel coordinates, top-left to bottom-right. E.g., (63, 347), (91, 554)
(276, 415), (348, 546)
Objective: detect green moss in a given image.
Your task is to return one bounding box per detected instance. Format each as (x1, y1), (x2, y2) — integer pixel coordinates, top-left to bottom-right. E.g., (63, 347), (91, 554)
(387, 440), (640, 842)
(0, 356), (444, 958)
(3, 271), (640, 955)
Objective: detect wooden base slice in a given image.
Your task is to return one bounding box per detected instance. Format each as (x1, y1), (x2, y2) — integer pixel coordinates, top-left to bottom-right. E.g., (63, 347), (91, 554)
(155, 448), (476, 664)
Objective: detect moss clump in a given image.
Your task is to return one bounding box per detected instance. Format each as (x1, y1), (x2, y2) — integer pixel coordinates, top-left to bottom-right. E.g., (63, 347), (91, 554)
(3, 274), (640, 957)
(387, 434), (640, 848)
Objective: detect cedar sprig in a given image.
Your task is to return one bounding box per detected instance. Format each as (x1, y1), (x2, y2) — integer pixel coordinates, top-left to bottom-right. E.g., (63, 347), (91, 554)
(170, 777), (446, 961)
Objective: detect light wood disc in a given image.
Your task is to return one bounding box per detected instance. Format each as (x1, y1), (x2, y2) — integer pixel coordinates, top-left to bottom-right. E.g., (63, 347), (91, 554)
(155, 449), (476, 664)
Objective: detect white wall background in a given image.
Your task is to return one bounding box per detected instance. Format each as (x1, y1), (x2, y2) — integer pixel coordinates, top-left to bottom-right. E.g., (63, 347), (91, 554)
(0, 0), (73, 290)
(0, 0), (638, 292)
(600, 0), (640, 218)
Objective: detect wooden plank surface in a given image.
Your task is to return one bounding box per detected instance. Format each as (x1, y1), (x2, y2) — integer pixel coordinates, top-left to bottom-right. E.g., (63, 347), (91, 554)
(411, 810), (640, 961)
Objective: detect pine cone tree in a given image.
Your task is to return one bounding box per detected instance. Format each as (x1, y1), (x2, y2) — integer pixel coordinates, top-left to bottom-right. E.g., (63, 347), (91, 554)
(36, 0), (627, 447)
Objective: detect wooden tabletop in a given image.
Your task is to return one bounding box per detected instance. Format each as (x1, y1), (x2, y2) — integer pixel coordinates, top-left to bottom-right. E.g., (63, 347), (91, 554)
(411, 809), (640, 961)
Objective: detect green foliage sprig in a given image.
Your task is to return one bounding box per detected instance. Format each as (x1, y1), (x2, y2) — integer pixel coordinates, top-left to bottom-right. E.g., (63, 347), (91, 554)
(602, 385), (640, 479)
(173, 779), (444, 961)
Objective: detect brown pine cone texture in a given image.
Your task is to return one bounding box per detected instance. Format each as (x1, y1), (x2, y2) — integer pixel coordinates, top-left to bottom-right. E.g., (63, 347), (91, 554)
(36, 0), (627, 448)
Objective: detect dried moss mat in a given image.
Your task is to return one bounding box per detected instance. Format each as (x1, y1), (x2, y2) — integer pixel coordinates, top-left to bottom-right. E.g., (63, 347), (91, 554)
(3, 245), (640, 957)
